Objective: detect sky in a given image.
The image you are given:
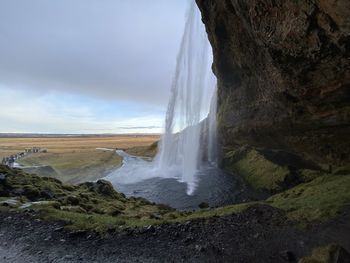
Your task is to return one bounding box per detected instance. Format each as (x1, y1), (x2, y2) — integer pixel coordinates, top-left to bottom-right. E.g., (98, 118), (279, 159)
(0, 0), (189, 134)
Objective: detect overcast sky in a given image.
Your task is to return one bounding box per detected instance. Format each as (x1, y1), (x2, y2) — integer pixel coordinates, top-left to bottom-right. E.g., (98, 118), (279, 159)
(0, 0), (189, 134)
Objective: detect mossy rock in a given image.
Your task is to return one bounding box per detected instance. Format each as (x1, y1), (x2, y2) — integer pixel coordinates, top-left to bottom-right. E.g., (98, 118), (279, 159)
(224, 147), (291, 192)
(333, 165), (350, 176)
(0, 165), (179, 232)
(300, 169), (324, 183)
(299, 244), (350, 263)
(79, 180), (119, 198)
(65, 195), (80, 206)
(266, 175), (350, 222)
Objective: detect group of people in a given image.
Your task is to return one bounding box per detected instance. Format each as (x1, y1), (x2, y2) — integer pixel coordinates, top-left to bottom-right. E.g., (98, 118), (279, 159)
(1, 147), (45, 167)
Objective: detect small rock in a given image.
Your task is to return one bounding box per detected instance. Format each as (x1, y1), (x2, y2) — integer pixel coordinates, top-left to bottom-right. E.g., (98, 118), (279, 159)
(40, 190), (55, 199)
(66, 196), (80, 206)
(69, 230), (88, 238)
(184, 236), (194, 243)
(0, 199), (19, 208)
(54, 227), (64, 232)
(280, 250), (296, 262)
(198, 202), (209, 209)
(195, 245), (204, 252)
(146, 225), (155, 232)
(0, 173), (6, 180)
(63, 255), (74, 260)
(150, 213), (162, 220)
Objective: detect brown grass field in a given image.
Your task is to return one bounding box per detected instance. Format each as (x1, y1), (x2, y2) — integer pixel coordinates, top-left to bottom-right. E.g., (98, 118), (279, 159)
(0, 135), (159, 184)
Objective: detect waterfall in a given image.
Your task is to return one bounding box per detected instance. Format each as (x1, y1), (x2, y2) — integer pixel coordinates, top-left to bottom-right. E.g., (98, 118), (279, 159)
(105, 1), (217, 197)
(155, 1), (217, 195)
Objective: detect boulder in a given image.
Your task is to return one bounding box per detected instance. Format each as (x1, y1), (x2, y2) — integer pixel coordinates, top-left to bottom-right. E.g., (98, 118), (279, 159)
(94, 180), (116, 197)
(80, 180), (117, 197)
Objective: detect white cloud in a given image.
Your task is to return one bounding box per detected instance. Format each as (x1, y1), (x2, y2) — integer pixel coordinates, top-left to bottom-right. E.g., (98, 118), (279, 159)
(0, 87), (164, 134)
(0, 0), (188, 107)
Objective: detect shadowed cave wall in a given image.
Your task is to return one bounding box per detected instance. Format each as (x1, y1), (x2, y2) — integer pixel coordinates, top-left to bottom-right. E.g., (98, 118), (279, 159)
(196, 0), (350, 168)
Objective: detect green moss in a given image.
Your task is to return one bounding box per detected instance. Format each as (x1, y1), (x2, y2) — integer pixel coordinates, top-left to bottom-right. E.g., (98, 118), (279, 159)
(224, 147), (290, 192)
(0, 164), (180, 232)
(175, 203), (253, 222)
(299, 169), (324, 182)
(298, 243), (350, 263)
(1, 164), (349, 233)
(333, 164), (350, 175)
(266, 175), (350, 222)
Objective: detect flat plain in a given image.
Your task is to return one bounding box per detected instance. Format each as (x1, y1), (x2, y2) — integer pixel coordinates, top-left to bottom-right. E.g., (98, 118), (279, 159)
(0, 135), (159, 184)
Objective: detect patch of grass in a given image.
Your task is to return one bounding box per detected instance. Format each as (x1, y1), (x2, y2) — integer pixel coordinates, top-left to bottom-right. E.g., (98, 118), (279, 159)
(174, 202), (253, 222)
(298, 243), (350, 263)
(35, 205), (163, 232)
(266, 175), (350, 222)
(0, 135), (159, 184)
(299, 169), (324, 182)
(125, 141), (158, 158)
(0, 135), (159, 155)
(2, 164), (350, 233)
(0, 165), (180, 232)
(224, 147), (291, 192)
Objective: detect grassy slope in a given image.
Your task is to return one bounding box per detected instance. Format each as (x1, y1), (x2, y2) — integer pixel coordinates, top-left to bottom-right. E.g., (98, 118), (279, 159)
(125, 141), (158, 158)
(18, 151), (122, 184)
(0, 165), (182, 232)
(298, 243), (350, 263)
(224, 148), (290, 192)
(0, 135), (159, 184)
(267, 174), (350, 223)
(1, 165), (350, 233)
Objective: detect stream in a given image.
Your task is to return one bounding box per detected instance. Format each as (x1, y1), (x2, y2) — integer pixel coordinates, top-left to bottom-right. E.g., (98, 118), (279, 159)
(104, 150), (266, 211)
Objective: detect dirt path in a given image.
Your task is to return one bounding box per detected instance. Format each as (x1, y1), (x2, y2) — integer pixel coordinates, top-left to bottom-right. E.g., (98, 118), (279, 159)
(0, 205), (349, 263)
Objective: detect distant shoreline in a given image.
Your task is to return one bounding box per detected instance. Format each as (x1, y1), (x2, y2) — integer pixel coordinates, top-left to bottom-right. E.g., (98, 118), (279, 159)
(0, 133), (161, 138)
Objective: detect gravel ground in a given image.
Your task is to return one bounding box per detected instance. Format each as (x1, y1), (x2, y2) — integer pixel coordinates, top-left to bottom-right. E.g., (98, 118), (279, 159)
(0, 205), (349, 263)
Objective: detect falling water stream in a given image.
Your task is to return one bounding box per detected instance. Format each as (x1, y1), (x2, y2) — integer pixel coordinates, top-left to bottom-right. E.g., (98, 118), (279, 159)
(155, 1), (217, 195)
(104, 2), (264, 210)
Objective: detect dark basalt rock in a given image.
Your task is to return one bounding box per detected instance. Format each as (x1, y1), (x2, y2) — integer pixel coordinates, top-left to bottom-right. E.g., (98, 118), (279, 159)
(0, 173), (6, 181)
(196, 0), (350, 168)
(80, 180), (118, 197)
(198, 202), (209, 209)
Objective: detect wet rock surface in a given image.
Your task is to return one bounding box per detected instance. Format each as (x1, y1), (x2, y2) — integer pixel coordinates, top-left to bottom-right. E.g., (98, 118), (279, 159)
(1, 205), (349, 263)
(196, 0), (350, 167)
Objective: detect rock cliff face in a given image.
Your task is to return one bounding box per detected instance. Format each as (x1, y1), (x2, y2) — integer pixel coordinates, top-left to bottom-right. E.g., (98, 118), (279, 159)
(196, 0), (350, 167)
